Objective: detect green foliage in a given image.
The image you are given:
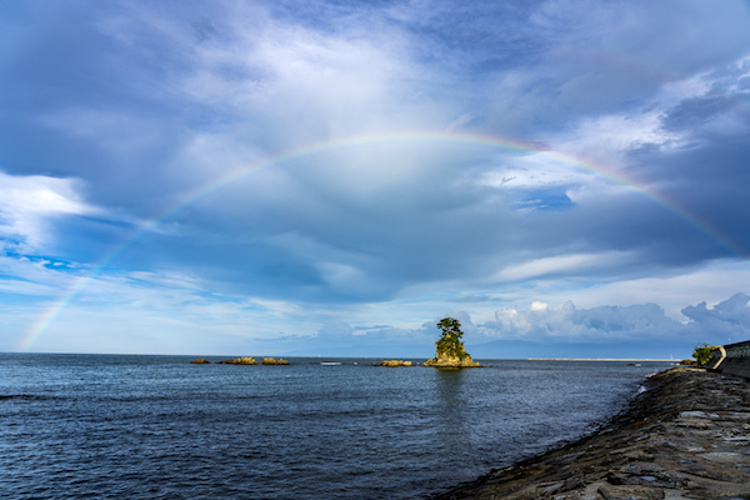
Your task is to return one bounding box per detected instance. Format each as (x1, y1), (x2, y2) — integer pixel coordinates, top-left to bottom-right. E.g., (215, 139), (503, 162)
(435, 317), (467, 359)
(692, 343), (713, 366)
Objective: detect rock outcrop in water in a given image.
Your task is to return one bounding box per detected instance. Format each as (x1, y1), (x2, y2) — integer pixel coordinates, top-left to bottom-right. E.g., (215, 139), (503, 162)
(217, 356), (258, 365)
(192, 356), (290, 365)
(423, 354), (481, 368)
(423, 318), (481, 368)
(262, 357), (290, 365)
(380, 360), (413, 367)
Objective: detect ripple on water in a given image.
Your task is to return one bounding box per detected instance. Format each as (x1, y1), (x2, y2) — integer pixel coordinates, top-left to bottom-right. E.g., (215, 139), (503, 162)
(0, 354), (669, 498)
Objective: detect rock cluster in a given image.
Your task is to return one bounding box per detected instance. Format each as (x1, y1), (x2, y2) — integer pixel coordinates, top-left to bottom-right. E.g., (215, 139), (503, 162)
(379, 360), (413, 367)
(192, 356), (290, 365)
(423, 355), (480, 368)
(433, 367), (750, 499)
(262, 357), (289, 365)
(217, 357), (258, 365)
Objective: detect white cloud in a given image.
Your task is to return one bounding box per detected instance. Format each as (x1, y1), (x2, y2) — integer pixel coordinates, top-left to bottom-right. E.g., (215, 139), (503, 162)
(494, 251), (634, 282)
(0, 171), (99, 251)
(558, 260), (750, 319)
(12, 261), (320, 353)
(475, 291), (750, 347)
(681, 293), (750, 342)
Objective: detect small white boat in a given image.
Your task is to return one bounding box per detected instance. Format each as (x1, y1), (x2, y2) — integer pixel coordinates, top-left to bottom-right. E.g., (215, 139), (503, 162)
(320, 361), (342, 366)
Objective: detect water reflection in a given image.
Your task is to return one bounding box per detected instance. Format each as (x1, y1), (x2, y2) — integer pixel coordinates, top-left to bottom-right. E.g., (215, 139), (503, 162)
(433, 369), (468, 447)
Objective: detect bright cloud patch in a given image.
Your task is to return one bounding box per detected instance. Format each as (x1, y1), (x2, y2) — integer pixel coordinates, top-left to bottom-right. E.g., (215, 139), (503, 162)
(478, 293), (750, 346)
(0, 171), (98, 252)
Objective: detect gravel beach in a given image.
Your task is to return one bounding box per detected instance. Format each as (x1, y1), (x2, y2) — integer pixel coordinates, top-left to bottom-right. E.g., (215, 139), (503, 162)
(432, 367), (750, 500)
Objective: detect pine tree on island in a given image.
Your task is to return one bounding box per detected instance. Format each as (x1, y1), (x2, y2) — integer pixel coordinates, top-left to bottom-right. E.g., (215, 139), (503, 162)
(423, 317), (481, 368)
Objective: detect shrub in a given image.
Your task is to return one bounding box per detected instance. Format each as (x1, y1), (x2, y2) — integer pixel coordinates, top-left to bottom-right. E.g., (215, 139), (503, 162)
(692, 343), (713, 366)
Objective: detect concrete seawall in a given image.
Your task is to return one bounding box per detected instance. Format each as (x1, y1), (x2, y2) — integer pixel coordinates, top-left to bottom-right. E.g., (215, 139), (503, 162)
(707, 340), (750, 379)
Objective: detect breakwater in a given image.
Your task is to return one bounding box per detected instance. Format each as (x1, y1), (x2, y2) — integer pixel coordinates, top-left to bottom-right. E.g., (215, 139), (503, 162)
(432, 366), (750, 499)
(707, 340), (750, 379)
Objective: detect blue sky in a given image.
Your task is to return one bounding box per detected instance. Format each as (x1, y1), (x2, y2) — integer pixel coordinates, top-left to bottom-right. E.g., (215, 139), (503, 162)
(2, 0), (750, 358)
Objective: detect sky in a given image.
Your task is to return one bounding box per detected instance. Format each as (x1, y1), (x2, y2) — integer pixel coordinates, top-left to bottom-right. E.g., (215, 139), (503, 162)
(1, 0), (750, 359)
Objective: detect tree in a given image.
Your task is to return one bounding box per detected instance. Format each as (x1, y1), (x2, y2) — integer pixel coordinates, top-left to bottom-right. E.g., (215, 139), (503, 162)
(692, 343), (713, 366)
(435, 317), (467, 359)
(423, 317), (480, 367)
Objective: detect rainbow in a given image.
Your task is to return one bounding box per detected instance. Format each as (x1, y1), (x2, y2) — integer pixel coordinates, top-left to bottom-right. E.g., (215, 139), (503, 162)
(17, 129), (746, 351)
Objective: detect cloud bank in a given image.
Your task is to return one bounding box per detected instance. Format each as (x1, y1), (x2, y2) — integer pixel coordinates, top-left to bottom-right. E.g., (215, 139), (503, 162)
(1, 0), (749, 356)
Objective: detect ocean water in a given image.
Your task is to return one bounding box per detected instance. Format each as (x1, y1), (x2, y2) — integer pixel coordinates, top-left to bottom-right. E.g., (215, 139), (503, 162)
(0, 354), (671, 499)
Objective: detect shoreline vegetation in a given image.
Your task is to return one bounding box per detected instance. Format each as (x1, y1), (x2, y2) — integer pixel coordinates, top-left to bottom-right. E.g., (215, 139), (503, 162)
(431, 366), (750, 499)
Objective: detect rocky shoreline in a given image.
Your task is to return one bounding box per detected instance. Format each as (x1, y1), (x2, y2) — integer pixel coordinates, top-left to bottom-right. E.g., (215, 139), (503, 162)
(432, 367), (750, 499)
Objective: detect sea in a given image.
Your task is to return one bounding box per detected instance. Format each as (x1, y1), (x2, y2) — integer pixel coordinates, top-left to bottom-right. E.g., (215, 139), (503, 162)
(0, 354), (672, 499)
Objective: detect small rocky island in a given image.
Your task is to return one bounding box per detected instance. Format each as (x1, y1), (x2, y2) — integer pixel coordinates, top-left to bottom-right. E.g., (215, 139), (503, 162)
(423, 317), (481, 368)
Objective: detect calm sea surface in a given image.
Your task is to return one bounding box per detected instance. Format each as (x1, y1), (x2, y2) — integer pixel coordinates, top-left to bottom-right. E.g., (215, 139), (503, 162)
(0, 354), (671, 499)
